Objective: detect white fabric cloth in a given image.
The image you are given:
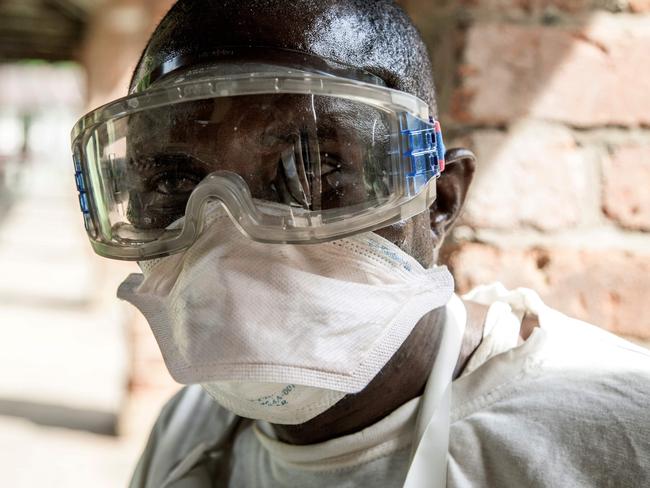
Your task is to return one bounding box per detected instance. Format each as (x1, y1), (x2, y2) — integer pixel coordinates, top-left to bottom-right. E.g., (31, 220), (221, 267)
(448, 284), (650, 487)
(404, 293), (466, 488)
(129, 284), (650, 488)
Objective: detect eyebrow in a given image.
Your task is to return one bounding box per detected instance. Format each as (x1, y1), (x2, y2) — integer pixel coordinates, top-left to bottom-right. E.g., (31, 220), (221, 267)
(126, 151), (210, 173)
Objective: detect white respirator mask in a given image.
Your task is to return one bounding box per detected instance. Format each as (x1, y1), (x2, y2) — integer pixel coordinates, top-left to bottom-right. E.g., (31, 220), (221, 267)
(118, 205), (454, 425)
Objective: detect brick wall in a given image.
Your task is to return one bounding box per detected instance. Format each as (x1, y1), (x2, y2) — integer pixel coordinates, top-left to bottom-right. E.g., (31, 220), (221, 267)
(399, 0), (650, 344)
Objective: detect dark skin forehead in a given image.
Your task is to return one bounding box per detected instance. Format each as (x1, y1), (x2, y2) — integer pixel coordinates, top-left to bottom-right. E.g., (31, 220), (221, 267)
(132, 0), (439, 267)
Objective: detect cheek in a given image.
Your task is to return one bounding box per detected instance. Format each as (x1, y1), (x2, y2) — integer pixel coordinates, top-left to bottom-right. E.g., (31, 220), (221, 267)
(373, 213), (435, 268)
(374, 220), (410, 249)
(375, 212), (435, 268)
(410, 213), (436, 268)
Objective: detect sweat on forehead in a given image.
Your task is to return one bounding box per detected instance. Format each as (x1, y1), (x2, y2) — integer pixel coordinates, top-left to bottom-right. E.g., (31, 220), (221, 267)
(131, 0), (436, 111)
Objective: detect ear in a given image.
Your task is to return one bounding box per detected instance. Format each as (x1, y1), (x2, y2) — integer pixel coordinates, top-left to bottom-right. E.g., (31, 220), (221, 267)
(429, 148), (476, 245)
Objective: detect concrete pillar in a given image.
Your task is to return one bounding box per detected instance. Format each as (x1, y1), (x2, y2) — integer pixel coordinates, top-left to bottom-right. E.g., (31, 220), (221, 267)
(80, 0), (176, 109)
(77, 0), (180, 433)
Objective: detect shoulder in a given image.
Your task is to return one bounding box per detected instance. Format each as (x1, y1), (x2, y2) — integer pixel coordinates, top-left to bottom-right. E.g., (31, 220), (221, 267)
(451, 352), (650, 487)
(538, 300), (650, 374)
(130, 386), (238, 488)
(487, 283), (650, 398)
(452, 284), (650, 487)
(156, 385), (229, 432)
(465, 282), (650, 369)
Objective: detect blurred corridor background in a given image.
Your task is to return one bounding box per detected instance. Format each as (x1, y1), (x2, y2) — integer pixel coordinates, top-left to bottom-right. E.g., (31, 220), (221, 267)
(0, 0), (648, 486)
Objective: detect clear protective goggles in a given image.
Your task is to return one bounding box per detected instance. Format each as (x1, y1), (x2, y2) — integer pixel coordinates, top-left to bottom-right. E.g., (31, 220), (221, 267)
(71, 54), (474, 261)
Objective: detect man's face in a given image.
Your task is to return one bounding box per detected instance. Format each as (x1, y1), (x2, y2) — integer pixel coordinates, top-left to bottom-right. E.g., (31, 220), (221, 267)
(122, 91), (435, 265)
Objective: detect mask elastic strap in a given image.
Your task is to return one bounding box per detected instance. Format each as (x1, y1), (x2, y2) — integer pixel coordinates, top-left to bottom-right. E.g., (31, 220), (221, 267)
(403, 294), (467, 488)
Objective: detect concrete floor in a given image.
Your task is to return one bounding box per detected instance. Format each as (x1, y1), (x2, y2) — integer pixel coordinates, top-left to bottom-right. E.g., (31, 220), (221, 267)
(0, 389), (176, 487)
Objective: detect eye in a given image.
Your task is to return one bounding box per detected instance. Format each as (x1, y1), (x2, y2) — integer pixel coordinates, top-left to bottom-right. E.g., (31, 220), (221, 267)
(151, 172), (203, 196)
(260, 132), (289, 149)
(320, 155), (348, 203)
(320, 153), (343, 177)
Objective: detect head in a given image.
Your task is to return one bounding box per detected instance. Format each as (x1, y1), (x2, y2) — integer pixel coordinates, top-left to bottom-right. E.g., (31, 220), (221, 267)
(130, 0), (475, 268)
(118, 0), (477, 443)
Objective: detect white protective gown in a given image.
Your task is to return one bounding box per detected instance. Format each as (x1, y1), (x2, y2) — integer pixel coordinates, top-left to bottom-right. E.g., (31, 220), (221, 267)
(129, 284), (650, 488)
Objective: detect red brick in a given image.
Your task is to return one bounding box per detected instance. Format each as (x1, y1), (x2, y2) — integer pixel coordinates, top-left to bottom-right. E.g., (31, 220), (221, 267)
(603, 144), (650, 231)
(448, 243), (650, 339)
(460, 121), (592, 231)
(457, 0), (620, 14)
(626, 337), (650, 350)
(629, 0), (650, 12)
(454, 15), (650, 127)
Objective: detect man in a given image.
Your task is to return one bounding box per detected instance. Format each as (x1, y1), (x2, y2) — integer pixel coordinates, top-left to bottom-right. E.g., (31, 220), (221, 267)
(70, 1), (650, 486)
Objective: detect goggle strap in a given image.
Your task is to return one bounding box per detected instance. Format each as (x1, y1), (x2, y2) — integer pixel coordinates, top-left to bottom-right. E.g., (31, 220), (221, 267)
(433, 119), (446, 172)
